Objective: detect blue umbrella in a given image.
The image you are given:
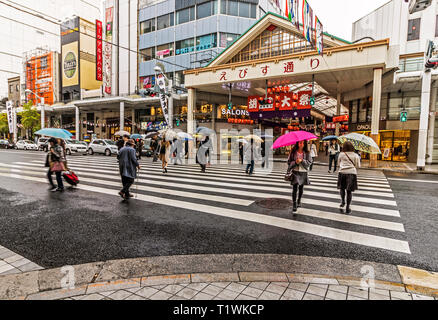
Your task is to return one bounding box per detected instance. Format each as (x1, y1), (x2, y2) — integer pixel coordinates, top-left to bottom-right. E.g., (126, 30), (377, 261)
(131, 134), (142, 140)
(35, 128), (73, 139)
(322, 135), (338, 141)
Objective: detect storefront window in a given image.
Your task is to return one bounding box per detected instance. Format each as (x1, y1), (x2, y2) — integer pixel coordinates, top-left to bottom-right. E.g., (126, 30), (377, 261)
(350, 100), (358, 124)
(175, 71), (184, 86)
(358, 98), (367, 123)
(403, 92), (421, 120)
(156, 43), (174, 58)
(196, 33), (217, 51)
(380, 131), (411, 162)
(176, 38), (195, 55)
(388, 92), (402, 121)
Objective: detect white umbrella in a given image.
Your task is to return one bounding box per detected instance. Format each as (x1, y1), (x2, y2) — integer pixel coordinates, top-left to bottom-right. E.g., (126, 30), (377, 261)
(159, 129), (178, 141)
(114, 130), (130, 136)
(236, 139), (248, 144)
(177, 132), (193, 141)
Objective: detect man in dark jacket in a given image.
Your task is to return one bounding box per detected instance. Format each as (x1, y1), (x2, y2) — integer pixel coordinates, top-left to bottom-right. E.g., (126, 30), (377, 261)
(116, 134), (130, 151)
(118, 139), (140, 200)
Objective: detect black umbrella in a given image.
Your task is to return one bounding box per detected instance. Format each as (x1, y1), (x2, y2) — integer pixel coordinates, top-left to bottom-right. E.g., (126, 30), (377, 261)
(144, 131), (159, 139)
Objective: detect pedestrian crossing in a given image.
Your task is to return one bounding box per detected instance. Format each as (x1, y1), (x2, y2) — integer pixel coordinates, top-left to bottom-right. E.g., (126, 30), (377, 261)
(0, 154), (411, 255)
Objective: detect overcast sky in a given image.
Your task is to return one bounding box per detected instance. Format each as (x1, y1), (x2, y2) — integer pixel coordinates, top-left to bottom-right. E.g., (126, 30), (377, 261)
(300, 0), (391, 41)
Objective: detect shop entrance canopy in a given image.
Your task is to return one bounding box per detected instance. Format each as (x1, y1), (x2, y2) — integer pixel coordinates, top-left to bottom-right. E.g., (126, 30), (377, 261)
(184, 12), (399, 117)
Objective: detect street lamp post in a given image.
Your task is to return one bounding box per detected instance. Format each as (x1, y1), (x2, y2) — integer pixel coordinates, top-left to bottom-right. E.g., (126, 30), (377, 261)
(25, 89), (45, 129)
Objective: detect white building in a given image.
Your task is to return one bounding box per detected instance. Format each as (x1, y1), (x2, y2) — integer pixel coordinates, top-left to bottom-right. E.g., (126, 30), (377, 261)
(0, 0), (102, 100)
(351, 0), (438, 165)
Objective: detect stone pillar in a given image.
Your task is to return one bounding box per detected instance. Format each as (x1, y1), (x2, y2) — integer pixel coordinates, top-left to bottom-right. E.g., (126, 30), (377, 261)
(40, 104), (45, 129)
(211, 104), (216, 131)
(75, 106), (80, 140)
(168, 80), (174, 129)
(120, 101), (125, 132)
(187, 88), (196, 163)
(370, 68), (382, 168)
(426, 82), (437, 165)
(417, 71), (432, 170)
(335, 92), (341, 136)
(131, 108), (136, 133)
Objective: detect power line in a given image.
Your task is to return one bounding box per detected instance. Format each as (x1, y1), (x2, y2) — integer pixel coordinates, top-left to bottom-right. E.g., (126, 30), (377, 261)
(0, 0), (191, 71)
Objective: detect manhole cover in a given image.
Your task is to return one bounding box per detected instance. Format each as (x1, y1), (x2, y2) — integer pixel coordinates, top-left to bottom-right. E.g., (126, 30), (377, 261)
(255, 198), (293, 210)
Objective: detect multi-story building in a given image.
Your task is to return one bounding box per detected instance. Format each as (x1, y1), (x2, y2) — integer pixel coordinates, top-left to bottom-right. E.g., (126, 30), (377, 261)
(0, 0), (102, 100)
(347, 0), (438, 164)
(7, 77), (21, 108)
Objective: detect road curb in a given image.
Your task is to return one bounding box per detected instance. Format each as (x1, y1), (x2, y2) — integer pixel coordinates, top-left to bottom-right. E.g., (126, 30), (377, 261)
(1, 254), (438, 300)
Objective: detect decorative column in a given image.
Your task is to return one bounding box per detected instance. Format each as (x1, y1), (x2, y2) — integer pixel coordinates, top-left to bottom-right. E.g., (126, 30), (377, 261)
(120, 101), (125, 132)
(370, 68), (382, 168)
(75, 106), (80, 140)
(187, 88), (196, 163)
(426, 81), (437, 165)
(335, 92), (341, 136)
(131, 108), (136, 133)
(417, 70), (432, 170)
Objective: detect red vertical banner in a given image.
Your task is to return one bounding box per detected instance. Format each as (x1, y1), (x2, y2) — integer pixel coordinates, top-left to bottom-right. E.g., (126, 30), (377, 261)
(96, 19), (103, 81)
(298, 90), (312, 109)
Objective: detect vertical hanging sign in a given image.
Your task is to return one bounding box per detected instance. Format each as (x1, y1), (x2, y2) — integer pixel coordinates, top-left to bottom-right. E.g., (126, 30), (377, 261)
(156, 74), (170, 126)
(315, 16), (323, 55)
(96, 20), (103, 81)
(104, 7), (113, 94)
(6, 101), (14, 134)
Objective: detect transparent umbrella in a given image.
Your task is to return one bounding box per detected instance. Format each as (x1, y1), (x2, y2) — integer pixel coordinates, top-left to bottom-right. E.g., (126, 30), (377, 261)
(338, 133), (381, 154)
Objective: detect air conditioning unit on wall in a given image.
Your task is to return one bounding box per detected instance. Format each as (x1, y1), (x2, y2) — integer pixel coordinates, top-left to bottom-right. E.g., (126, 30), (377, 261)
(408, 0), (432, 14)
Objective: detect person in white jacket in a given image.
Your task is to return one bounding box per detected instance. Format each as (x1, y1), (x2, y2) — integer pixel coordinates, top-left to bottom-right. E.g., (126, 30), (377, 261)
(337, 141), (361, 214)
(309, 140), (318, 171)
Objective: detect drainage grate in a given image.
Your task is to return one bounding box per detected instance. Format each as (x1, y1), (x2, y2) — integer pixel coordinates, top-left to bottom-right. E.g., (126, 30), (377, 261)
(255, 198), (293, 210)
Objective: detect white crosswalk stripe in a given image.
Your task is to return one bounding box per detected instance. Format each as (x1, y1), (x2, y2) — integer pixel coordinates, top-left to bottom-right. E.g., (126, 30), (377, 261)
(0, 154), (411, 254)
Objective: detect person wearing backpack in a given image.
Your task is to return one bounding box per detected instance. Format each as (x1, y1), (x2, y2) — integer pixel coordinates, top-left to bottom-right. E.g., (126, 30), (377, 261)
(337, 141), (361, 214)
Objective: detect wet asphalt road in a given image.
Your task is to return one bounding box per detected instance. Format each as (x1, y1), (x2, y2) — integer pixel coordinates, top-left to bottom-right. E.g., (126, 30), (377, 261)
(0, 150), (437, 272)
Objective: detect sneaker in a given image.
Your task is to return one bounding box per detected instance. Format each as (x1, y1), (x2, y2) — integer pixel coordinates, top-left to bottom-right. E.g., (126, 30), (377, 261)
(53, 188), (64, 192)
(346, 208), (352, 214)
(340, 202), (346, 208)
(119, 191), (125, 199)
(48, 186), (57, 191)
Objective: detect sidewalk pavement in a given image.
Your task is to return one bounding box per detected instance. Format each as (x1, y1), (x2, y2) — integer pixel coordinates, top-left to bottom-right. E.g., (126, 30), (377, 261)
(1, 254), (437, 300)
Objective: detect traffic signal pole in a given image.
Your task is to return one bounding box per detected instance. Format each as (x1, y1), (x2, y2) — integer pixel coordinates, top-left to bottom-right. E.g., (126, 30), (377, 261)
(417, 69), (432, 170)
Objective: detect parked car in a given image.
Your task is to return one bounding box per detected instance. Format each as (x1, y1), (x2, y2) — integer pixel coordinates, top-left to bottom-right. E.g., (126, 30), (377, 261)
(141, 138), (153, 157)
(64, 139), (88, 155)
(87, 139), (118, 156)
(0, 139), (11, 149)
(37, 137), (49, 151)
(15, 140), (38, 151)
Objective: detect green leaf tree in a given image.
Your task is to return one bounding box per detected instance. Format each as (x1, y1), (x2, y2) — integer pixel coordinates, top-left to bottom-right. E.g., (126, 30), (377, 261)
(0, 112), (9, 138)
(19, 101), (41, 139)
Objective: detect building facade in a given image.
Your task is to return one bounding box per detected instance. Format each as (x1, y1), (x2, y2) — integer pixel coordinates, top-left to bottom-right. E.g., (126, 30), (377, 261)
(347, 0), (438, 164)
(7, 77), (21, 108)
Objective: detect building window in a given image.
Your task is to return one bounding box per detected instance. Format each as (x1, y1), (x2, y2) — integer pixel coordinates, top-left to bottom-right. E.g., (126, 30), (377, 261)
(40, 56), (48, 70)
(140, 18), (155, 34)
(176, 6), (195, 24)
(436, 15), (438, 37)
(156, 43), (174, 58)
(197, 1), (218, 20)
(407, 18), (420, 41)
(219, 33), (239, 47)
(9, 85), (13, 94)
(176, 38), (195, 55)
(221, 1), (256, 18)
(350, 100), (358, 124)
(140, 47), (155, 61)
(16, 84), (19, 92)
(157, 13), (174, 30)
(196, 33), (217, 51)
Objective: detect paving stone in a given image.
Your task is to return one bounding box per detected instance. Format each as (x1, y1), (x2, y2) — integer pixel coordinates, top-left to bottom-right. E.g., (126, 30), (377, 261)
(215, 289), (240, 300)
(372, 281), (406, 292)
(369, 288), (390, 296)
(17, 262), (42, 273)
(0, 268), (21, 276)
(26, 285), (87, 300)
(306, 284), (327, 297)
(0, 264), (14, 274)
(210, 282), (230, 289)
(303, 293), (324, 300)
(347, 295), (366, 300)
(288, 282), (309, 292)
(169, 296), (188, 300)
(235, 294), (256, 300)
(126, 287), (142, 294)
(0, 251), (15, 260)
(0, 271), (40, 300)
(412, 294), (435, 300)
(99, 290), (116, 297)
(328, 285), (348, 294)
(10, 258), (31, 268)
(258, 291), (281, 300)
(311, 284), (329, 290)
(162, 284), (185, 295)
(177, 287), (199, 300)
(151, 285), (167, 290)
(248, 282), (270, 291)
(79, 293), (105, 300)
(281, 288), (305, 300)
(390, 291), (412, 300)
(4, 255), (23, 264)
(201, 284), (223, 297)
(124, 294), (146, 300)
(348, 287), (369, 299)
(0, 260), (8, 267)
(192, 292), (215, 300)
(241, 286), (263, 299)
(325, 290), (346, 300)
(191, 273), (239, 283)
(149, 291), (173, 300)
(288, 274), (338, 285)
(226, 283), (247, 294)
(141, 274), (191, 287)
(238, 282), (250, 286)
(135, 287), (160, 299)
(186, 282), (208, 291)
(240, 272), (288, 283)
(265, 283), (287, 295)
(369, 292), (390, 300)
(108, 290), (133, 300)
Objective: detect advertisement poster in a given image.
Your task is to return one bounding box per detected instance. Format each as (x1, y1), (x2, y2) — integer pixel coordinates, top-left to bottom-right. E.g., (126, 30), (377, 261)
(104, 7), (113, 94)
(96, 20), (103, 81)
(62, 42), (79, 87)
(6, 101), (14, 134)
(156, 74), (170, 126)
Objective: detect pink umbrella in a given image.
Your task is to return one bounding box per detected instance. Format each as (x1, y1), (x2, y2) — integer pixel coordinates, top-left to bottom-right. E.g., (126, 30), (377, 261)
(272, 131), (318, 149)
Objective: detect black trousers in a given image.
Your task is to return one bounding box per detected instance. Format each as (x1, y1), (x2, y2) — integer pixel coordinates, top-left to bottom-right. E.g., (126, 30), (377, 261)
(329, 155), (337, 172)
(340, 189), (353, 208)
(292, 184), (304, 204)
(47, 170), (64, 189)
(121, 176), (135, 196)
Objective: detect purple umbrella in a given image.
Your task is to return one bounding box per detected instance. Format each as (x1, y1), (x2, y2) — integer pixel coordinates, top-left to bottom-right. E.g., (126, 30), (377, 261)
(272, 131), (318, 149)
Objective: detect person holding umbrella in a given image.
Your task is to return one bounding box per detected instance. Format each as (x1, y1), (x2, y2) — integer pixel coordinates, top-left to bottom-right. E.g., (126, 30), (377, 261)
(116, 134), (130, 151)
(287, 141), (312, 214)
(118, 139), (140, 200)
(328, 139), (340, 173)
(337, 141), (361, 214)
(46, 137), (65, 192)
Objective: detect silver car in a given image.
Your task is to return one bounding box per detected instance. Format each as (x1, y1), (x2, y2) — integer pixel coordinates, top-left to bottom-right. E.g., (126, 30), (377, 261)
(65, 139), (88, 155)
(15, 140), (38, 151)
(87, 139), (118, 156)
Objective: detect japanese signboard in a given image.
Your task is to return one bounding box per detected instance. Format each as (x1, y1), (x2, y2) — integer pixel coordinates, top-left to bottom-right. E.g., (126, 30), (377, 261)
(156, 74), (170, 126)
(297, 90), (312, 109)
(6, 101), (15, 134)
(104, 7), (113, 94)
(96, 20), (103, 81)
